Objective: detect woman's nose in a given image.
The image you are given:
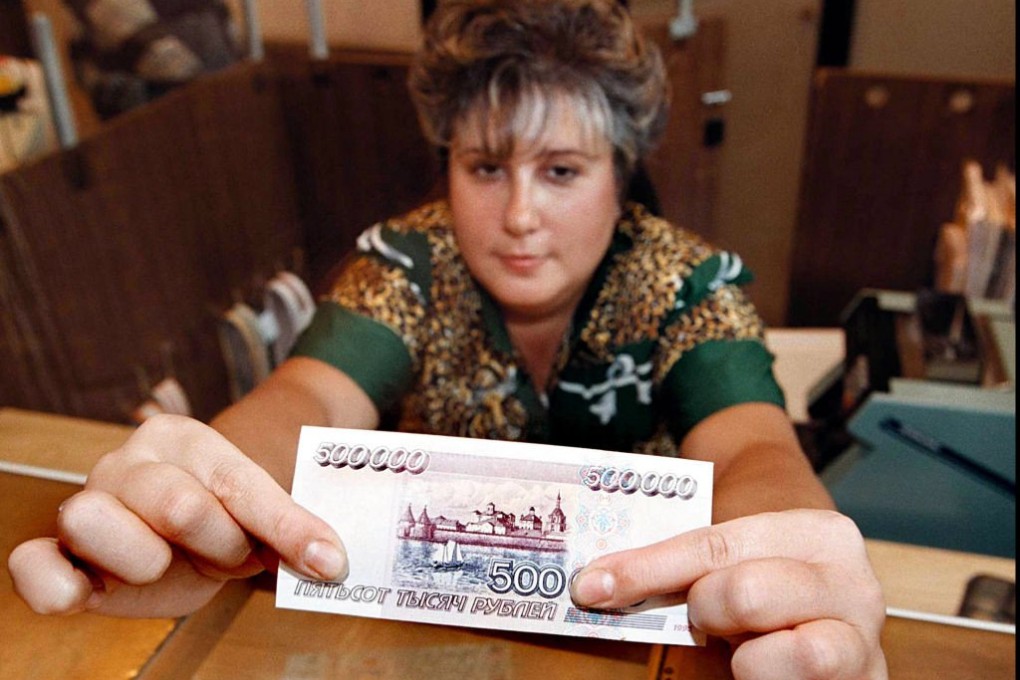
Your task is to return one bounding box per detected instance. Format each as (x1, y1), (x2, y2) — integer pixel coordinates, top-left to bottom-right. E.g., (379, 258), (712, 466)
(504, 181), (540, 235)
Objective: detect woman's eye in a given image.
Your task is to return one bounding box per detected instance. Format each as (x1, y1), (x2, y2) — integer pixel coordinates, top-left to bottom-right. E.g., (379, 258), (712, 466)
(472, 163), (502, 179)
(547, 165), (579, 182)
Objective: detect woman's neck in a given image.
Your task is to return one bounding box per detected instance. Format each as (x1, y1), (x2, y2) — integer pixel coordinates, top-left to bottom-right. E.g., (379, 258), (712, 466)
(504, 312), (573, 395)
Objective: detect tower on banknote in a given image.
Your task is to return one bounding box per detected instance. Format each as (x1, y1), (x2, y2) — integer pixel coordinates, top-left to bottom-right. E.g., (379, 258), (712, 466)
(397, 503), (436, 540)
(546, 493), (567, 534)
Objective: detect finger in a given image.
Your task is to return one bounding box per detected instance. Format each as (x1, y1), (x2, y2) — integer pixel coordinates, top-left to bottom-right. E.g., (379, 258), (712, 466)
(56, 490), (173, 585)
(730, 619), (886, 680)
(87, 553), (235, 618)
(687, 558), (847, 636)
(193, 443), (349, 580)
(107, 415), (348, 581)
(8, 538), (100, 615)
(252, 541), (280, 574)
(115, 462), (256, 574)
(186, 553), (266, 581)
(570, 509), (864, 609)
(11, 542), (250, 619)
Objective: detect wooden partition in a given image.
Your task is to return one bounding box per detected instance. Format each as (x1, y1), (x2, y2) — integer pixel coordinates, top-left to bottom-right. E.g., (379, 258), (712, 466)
(0, 63), (303, 422)
(268, 48), (440, 288)
(788, 70), (1015, 327)
(0, 53), (441, 423)
(0, 0), (31, 57)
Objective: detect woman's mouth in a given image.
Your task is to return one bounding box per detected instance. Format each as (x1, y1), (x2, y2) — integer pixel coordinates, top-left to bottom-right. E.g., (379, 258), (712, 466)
(498, 253), (545, 273)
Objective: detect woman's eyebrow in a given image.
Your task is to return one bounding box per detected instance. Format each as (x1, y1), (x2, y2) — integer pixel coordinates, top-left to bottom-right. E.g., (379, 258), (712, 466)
(449, 146), (491, 157)
(536, 148), (602, 161)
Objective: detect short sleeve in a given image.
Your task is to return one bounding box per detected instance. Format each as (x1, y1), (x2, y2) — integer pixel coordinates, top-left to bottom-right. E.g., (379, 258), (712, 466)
(660, 337), (785, 440)
(290, 222), (431, 412)
(291, 302), (414, 411)
(655, 261), (785, 440)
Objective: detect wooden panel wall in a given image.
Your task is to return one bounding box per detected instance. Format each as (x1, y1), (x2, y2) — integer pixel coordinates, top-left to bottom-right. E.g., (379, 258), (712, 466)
(0, 0), (31, 57)
(787, 70), (1015, 327)
(0, 63), (303, 422)
(269, 48), (440, 289)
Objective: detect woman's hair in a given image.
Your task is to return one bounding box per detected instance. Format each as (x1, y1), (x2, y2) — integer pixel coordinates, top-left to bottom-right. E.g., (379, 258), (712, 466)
(408, 0), (669, 182)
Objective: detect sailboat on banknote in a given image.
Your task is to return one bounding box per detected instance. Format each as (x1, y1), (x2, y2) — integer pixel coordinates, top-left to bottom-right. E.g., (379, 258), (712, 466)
(431, 539), (465, 571)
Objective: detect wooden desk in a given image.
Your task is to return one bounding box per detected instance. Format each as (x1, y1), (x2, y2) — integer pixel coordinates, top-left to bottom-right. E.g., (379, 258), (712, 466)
(0, 409), (179, 679)
(866, 538), (1016, 617)
(0, 472), (178, 680)
(198, 588), (1016, 680)
(764, 328), (845, 425)
(0, 407), (133, 480)
(192, 586), (652, 680)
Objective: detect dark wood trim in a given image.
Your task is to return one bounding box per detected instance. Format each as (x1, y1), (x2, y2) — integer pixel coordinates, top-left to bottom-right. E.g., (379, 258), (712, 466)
(421, 0), (438, 23)
(817, 0), (857, 67)
(0, 0), (32, 58)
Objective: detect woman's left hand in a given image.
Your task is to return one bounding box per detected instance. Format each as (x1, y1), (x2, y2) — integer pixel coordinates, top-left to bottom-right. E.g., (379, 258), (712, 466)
(569, 508), (888, 680)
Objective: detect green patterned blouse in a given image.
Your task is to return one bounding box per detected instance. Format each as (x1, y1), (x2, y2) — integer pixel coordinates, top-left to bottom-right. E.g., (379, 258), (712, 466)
(293, 201), (784, 455)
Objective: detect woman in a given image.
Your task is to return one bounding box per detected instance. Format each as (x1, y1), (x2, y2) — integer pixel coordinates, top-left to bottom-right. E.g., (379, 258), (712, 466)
(10, 2), (887, 678)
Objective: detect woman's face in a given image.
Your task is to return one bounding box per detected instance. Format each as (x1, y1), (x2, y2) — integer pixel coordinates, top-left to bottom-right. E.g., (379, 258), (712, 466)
(449, 101), (621, 324)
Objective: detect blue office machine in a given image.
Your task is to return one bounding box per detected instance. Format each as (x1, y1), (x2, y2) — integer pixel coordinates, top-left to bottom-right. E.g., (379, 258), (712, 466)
(817, 290), (1015, 558)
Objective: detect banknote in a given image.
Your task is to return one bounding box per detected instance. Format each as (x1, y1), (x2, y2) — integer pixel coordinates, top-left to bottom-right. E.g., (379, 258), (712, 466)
(277, 427), (713, 645)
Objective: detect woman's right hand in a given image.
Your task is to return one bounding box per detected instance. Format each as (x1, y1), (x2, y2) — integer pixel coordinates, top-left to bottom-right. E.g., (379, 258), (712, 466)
(8, 414), (348, 618)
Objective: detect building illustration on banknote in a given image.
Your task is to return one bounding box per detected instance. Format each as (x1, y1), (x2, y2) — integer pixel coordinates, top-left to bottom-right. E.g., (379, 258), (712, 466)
(397, 492), (569, 554)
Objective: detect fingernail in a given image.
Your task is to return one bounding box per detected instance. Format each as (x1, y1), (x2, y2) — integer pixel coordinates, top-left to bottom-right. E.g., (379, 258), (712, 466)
(85, 582), (106, 611)
(303, 540), (347, 581)
(571, 568), (615, 606)
(85, 591), (104, 611)
(81, 567), (106, 611)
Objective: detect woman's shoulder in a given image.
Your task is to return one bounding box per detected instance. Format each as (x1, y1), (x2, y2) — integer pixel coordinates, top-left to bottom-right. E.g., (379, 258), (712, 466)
(580, 204), (756, 352)
(323, 200), (470, 308)
(616, 202), (724, 281)
(341, 200), (455, 277)
(359, 200), (454, 253)
(381, 200), (454, 235)
(622, 203), (755, 302)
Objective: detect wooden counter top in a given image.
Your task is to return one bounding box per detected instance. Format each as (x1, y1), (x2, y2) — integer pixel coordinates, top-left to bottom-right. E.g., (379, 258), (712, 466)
(0, 472), (178, 680)
(193, 586), (652, 680)
(0, 407), (133, 481)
